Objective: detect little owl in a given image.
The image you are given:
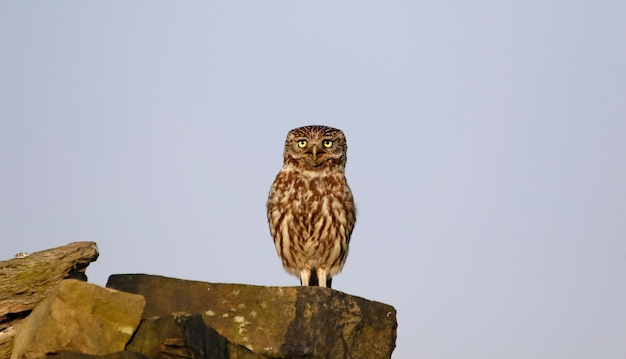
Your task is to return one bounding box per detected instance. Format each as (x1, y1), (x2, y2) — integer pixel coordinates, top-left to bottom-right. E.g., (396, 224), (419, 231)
(267, 125), (356, 288)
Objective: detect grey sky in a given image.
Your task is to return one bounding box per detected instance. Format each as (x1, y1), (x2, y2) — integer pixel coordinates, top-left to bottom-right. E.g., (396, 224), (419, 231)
(1, 2), (625, 358)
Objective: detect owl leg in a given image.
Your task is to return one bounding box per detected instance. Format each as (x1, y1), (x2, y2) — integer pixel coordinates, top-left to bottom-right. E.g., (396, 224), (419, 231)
(316, 268), (329, 288)
(299, 269), (311, 286)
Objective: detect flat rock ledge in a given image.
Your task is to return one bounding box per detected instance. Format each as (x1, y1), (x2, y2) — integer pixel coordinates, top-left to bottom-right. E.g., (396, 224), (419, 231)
(108, 274), (397, 358)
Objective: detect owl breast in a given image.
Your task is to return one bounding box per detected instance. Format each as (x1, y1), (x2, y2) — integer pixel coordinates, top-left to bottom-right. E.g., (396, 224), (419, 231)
(267, 168), (356, 277)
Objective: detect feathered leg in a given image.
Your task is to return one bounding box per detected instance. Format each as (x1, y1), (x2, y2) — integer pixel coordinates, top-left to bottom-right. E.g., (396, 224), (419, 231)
(299, 268), (311, 286)
(316, 268), (332, 288)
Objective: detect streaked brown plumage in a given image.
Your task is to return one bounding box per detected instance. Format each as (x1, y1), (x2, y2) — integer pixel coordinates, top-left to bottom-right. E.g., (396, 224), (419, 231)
(267, 125), (356, 288)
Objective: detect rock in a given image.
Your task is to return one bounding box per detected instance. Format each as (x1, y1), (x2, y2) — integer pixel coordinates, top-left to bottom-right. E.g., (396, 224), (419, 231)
(107, 274), (397, 359)
(11, 279), (145, 359)
(0, 242), (99, 359)
(46, 352), (146, 359)
(2, 242), (397, 358)
(127, 312), (263, 359)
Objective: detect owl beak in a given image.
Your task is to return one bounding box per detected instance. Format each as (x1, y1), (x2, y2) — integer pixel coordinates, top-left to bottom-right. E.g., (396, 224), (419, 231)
(311, 145), (318, 159)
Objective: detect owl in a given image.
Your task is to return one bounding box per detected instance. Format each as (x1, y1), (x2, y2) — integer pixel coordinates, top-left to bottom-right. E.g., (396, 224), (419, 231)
(267, 125), (356, 288)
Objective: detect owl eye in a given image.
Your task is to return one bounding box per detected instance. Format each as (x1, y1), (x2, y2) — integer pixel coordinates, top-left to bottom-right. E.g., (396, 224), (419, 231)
(297, 140), (308, 148)
(322, 140), (333, 148)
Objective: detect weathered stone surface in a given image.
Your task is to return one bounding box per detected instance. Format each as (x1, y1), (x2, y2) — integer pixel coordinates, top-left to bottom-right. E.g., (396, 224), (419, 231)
(45, 352), (146, 359)
(107, 274), (397, 359)
(0, 242), (99, 359)
(11, 280), (145, 359)
(127, 312), (263, 359)
(2, 242), (397, 358)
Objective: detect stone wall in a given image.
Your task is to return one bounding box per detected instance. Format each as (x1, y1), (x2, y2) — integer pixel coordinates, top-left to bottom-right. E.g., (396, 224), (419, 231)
(1, 243), (397, 359)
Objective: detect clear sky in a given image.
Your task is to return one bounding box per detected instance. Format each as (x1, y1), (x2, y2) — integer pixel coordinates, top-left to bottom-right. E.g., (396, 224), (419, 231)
(1, 2), (625, 358)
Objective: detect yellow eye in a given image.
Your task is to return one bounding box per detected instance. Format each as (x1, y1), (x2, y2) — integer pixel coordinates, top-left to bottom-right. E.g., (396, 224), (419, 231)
(297, 140), (307, 148)
(323, 140), (333, 148)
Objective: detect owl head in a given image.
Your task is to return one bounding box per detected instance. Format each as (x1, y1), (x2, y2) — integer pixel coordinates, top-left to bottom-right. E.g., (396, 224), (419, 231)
(283, 125), (348, 171)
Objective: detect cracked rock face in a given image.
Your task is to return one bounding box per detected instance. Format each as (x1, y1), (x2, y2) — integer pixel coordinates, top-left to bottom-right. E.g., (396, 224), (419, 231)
(0, 242), (99, 359)
(11, 280), (145, 359)
(107, 274), (397, 359)
(126, 312), (264, 359)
